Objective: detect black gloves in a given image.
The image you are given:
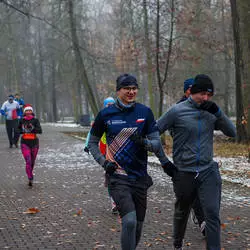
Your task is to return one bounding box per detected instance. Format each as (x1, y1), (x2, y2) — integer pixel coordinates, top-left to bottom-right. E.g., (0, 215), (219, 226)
(162, 161), (178, 177)
(130, 133), (145, 146)
(103, 160), (118, 175)
(84, 147), (89, 154)
(199, 101), (219, 115)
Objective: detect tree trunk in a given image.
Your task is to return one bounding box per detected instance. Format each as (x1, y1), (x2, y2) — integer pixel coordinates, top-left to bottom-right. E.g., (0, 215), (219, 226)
(38, 22), (47, 121)
(128, 0), (144, 103)
(238, 0), (250, 142)
(156, 0), (174, 118)
(51, 58), (58, 122)
(143, 0), (155, 114)
(7, 21), (19, 93)
(68, 0), (100, 116)
(221, 0), (230, 116)
(230, 0), (248, 142)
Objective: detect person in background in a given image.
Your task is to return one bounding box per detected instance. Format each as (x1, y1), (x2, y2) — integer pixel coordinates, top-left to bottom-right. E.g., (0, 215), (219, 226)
(88, 73), (168, 250)
(178, 78), (194, 103)
(17, 104), (42, 187)
(14, 93), (25, 119)
(157, 74), (236, 250)
(14, 93), (25, 146)
(0, 95), (20, 148)
(84, 96), (118, 213)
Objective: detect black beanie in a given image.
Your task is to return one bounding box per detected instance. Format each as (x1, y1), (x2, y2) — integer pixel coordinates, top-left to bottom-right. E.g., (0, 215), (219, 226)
(191, 74), (214, 95)
(116, 74), (138, 91)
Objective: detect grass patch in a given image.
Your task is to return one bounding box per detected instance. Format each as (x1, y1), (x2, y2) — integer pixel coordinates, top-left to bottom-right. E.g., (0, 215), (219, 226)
(163, 135), (249, 158)
(213, 142), (248, 157)
(63, 131), (88, 138)
(64, 131), (249, 158)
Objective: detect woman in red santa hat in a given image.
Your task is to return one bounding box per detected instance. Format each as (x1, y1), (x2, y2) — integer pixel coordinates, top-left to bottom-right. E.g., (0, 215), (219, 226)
(17, 104), (42, 187)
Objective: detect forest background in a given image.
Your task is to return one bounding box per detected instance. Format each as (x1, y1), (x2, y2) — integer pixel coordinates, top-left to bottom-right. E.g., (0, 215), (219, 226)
(0, 0), (249, 145)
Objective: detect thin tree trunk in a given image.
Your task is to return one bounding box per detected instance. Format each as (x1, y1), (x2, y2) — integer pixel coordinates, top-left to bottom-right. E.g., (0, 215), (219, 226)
(7, 21), (19, 93)
(51, 58), (57, 122)
(143, 0), (155, 114)
(221, 0), (230, 116)
(128, 0), (143, 103)
(156, 0), (174, 118)
(38, 22), (46, 121)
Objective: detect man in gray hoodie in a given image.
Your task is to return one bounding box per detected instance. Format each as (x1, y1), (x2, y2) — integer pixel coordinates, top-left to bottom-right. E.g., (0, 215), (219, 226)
(157, 74), (236, 250)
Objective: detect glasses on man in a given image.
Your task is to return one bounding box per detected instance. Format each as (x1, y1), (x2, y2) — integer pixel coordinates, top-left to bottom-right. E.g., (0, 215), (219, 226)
(122, 86), (138, 92)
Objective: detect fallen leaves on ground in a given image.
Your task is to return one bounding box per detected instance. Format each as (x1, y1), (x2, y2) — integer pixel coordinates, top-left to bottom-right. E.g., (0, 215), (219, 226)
(144, 241), (152, 247)
(73, 208), (83, 217)
(23, 207), (40, 214)
(110, 227), (117, 232)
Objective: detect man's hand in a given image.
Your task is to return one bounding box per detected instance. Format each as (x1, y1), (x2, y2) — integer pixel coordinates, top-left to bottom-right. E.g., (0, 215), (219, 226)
(130, 133), (145, 146)
(199, 101), (219, 115)
(84, 147), (89, 154)
(103, 160), (118, 175)
(162, 161), (178, 177)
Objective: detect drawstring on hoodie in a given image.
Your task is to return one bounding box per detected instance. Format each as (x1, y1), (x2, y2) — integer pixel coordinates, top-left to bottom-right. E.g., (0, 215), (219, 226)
(194, 171), (199, 179)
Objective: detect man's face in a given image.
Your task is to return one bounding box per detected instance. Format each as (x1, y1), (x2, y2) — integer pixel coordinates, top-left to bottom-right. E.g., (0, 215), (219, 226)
(15, 94), (19, 99)
(105, 102), (114, 108)
(191, 91), (213, 104)
(8, 98), (14, 103)
(117, 86), (138, 105)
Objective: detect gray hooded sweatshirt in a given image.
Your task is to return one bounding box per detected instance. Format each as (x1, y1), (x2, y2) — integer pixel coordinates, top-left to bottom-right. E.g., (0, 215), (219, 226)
(157, 97), (236, 173)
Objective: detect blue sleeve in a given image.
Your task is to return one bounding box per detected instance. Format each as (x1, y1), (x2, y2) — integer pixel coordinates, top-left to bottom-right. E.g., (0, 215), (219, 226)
(1, 102), (6, 116)
(85, 131), (91, 148)
(90, 111), (105, 138)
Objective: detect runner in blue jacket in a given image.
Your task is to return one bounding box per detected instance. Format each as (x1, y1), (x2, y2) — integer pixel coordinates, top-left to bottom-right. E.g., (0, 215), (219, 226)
(157, 74), (236, 250)
(88, 73), (169, 250)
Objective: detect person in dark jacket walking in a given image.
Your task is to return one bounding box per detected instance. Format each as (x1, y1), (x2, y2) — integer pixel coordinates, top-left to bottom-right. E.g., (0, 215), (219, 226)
(88, 73), (169, 250)
(157, 74), (236, 250)
(17, 104), (42, 187)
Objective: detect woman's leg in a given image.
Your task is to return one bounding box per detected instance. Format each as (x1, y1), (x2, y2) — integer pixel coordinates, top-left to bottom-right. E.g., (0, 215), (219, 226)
(31, 144), (39, 171)
(21, 143), (33, 180)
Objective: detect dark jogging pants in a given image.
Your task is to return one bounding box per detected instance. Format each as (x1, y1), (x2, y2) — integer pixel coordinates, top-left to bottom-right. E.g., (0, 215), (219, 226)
(108, 174), (153, 250)
(5, 119), (19, 146)
(172, 165), (222, 250)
